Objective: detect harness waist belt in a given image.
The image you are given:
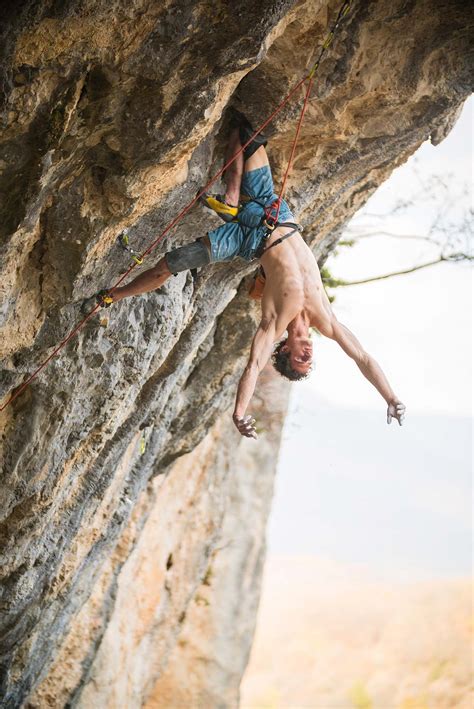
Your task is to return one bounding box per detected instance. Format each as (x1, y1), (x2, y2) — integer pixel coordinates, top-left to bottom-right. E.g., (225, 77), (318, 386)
(260, 225), (300, 255)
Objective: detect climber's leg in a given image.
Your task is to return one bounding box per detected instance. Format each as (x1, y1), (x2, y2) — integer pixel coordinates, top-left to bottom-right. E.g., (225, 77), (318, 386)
(199, 127), (242, 222)
(222, 127), (244, 207)
(199, 111), (268, 221)
(235, 110), (268, 168)
(243, 142), (270, 172)
(105, 256), (173, 303)
(223, 121), (269, 187)
(92, 238), (211, 306)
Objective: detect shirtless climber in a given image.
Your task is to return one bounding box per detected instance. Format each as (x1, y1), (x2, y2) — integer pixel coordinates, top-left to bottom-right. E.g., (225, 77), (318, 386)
(91, 112), (406, 439)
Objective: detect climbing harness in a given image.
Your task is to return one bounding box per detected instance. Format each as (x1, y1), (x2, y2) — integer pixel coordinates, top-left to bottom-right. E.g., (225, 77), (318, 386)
(238, 190), (303, 258)
(259, 225), (301, 256)
(253, 220), (302, 259)
(118, 229), (143, 265)
(0, 0), (351, 412)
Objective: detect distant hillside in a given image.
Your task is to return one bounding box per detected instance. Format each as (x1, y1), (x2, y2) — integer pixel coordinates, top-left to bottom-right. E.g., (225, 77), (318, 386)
(241, 556), (472, 709)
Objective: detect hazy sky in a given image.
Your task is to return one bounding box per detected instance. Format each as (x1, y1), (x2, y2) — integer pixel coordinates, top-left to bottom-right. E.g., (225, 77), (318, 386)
(314, 96), (472, 418)
(268, 97), (472, 582)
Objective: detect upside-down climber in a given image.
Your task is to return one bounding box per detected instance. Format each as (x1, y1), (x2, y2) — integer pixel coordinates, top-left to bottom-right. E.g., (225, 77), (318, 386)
(91, 111), (406, 439)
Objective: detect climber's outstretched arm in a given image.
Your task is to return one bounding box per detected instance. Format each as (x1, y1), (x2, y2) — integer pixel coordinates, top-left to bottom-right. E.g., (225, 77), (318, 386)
(233, 318), (276, 439)
(321, 316), (406, 425)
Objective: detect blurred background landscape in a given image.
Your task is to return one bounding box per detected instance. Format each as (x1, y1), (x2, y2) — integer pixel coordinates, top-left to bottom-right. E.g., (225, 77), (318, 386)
(241, 557), (471, 708)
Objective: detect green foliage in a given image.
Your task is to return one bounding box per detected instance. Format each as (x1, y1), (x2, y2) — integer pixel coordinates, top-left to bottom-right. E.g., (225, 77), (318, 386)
(320, 265), (342, 302)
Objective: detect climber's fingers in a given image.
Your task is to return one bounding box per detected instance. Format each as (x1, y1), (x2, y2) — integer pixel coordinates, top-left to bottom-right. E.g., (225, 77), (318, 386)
(387, 401), (406, 426)
(233, 414), (257, 439)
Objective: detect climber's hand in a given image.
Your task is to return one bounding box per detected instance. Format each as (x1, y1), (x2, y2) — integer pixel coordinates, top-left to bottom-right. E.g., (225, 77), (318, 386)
(387, 400), (406, 426)
(233, 414), (257, 439)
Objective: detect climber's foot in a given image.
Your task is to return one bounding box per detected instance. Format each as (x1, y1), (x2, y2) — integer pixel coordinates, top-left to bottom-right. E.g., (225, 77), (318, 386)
(198, 190), (239, 222)
(96, 289), (114, 308)
(81, 289), (114, 314)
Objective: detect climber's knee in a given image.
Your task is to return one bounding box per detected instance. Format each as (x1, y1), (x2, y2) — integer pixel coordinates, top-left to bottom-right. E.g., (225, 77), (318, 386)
(239, 123), (268, 161)
(229, 109), (268, 161)
(165, 238), (211, 275)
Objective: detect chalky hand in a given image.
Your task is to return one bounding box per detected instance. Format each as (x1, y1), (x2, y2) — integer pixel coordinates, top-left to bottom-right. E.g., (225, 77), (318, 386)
(387, 401), (406, 426)
(233, 414), (258, 439)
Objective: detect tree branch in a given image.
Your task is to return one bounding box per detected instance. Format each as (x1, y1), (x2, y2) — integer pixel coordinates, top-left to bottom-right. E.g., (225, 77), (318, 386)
(345, 230), (444, 245)
(323, 257), (447, 287)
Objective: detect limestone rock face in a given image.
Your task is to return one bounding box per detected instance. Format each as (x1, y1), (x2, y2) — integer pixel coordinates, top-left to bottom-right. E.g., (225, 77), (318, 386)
(27, 365), (290, 709)
(0, 0), (471, 706)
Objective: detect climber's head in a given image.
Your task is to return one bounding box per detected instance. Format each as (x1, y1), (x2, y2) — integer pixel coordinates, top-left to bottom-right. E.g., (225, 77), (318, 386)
(271, 336), (313, 381)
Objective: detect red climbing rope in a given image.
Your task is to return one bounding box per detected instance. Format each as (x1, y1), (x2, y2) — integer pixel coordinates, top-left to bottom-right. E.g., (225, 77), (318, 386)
(268, 74), (314, 225)
(0, 0), (351, 413)
(272, 0), (352, 223)
(1, 306), (102, 412)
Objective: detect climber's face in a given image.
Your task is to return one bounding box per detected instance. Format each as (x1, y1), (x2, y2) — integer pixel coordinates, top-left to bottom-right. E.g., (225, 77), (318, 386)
(282, 337), (313, 376)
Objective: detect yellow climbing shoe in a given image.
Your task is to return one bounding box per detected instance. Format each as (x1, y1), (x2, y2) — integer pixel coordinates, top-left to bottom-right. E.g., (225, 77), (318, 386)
(96, 289), (114, 308)
(80, 289), (113, 315)
(198, 191), (239, 222)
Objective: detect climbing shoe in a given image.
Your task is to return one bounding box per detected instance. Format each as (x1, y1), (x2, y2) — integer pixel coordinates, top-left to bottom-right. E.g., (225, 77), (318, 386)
(81, 289), (114, 314)
(96, 289), (114, 308)
(198, 191), (239, 222)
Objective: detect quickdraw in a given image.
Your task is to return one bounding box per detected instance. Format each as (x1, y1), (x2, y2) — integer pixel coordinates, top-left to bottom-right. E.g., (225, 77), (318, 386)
(118, 229), (143, 265)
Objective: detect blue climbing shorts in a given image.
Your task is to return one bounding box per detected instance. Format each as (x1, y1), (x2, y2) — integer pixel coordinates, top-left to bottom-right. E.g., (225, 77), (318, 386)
(207, 165), (296, 262)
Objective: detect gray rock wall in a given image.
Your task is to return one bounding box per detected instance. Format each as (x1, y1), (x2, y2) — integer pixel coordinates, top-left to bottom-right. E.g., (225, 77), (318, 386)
(28, 364), (290, 708)
(0, 0), (472, 706)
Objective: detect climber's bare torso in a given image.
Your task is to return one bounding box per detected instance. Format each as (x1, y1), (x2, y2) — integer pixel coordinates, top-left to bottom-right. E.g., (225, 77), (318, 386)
(235, 142), (332, 338)
(260, 227), (331, 338)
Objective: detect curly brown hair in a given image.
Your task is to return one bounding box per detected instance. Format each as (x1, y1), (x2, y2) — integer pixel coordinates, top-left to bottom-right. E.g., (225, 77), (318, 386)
(271, 339), (311, 381)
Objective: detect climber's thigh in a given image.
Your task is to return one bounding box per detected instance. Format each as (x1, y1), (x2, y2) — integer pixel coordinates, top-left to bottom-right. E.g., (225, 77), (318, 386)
(207, 221), (246, 262)
(240, 165), (274, 202)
